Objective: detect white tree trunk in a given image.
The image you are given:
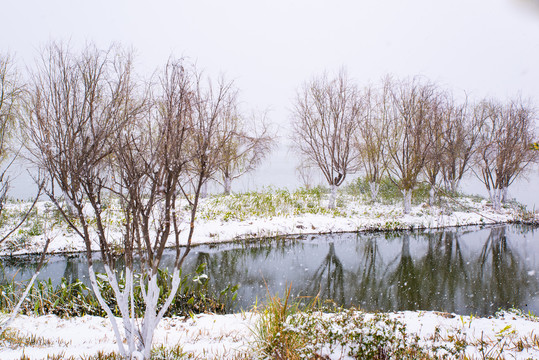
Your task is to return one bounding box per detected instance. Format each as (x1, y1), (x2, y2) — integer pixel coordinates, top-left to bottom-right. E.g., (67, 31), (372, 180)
(488, 189), (495, 204)
(200, 182), (208, 198)
(489, 188), (502, 212)
(328, 184), (338, 209)
(368, 181), (379, 202)
(496, 189), (502, 211)
(85, 251), (185, 358)
(103, 265), (137, 354)
(401, 189), (412, 214)
(223, 176), (232, 195)
(429, 186), (435, 206)
(450, 178), (458, 193)
(141, 274), (160, 359)
(501, 186), (508, 203)
(88, 265), (127, 357)
(136, 267), (182, 359)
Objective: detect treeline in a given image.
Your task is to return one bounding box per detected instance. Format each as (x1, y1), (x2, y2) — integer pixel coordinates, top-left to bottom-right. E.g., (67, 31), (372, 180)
(292, 71), (538, 212)
(1, 47), (538, 219)
(2, 49), (538, 217)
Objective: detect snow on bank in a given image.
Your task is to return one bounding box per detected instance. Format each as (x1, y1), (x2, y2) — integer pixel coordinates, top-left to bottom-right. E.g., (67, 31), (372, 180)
(1, 313), (254, 359)
(2, 310), (538, 359)
(0, 196), (524, 256)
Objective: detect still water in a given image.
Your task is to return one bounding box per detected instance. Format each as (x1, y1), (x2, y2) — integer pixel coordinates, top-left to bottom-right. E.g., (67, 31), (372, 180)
(1, 224), (538, 316)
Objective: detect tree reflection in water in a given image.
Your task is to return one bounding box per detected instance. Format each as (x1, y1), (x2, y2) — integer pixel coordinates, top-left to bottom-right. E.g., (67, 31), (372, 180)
(348, 234), (387, 310)
(62, 255), (83, 284)
(307, 242), (345, 304)
(387, 233), (421, 310)
(1, 225), (538, 315)
(415, 230), (468, 313)
(470, 226), (539, 314)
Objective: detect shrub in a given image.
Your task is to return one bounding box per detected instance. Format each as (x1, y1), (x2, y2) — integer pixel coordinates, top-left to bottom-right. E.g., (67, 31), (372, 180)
(252, 293), (463, 360)
(252, 286), (308, 360)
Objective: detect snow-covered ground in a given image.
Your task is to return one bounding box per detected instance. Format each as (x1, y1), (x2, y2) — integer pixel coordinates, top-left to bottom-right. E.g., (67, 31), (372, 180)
(0, 194), (529, 256)
(2, 310), (538, 359)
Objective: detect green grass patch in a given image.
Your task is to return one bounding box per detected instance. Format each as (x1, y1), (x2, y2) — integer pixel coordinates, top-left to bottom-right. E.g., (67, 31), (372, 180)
(344, 177), (435, 205)
(199, 186), (346, 221)
(0, 264), (237, 318)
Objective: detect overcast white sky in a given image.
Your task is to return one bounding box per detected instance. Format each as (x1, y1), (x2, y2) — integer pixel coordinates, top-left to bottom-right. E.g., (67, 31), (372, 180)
(2, 0), (539, 205)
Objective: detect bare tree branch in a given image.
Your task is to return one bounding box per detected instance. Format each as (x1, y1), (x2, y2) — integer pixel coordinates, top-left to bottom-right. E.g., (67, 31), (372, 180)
(473, 98), (538, 211)
(383, 76), (442, 213)
(291, 70), (361, 209)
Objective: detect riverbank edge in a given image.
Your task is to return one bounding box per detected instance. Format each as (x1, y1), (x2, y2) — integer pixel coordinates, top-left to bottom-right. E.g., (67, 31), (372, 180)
(0, 197), (535, 256)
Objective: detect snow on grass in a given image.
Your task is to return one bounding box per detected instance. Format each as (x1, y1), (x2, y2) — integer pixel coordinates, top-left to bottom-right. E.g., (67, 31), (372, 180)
(0, 313), (254, 359)
(0, 188), (528, 256)
(1, 310), (538, 359)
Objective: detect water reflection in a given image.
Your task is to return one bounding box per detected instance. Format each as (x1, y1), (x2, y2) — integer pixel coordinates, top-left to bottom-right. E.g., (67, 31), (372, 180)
(1, 224), (538, 316)
(470, 226), (536, 314)
(308, 242), (345, 304)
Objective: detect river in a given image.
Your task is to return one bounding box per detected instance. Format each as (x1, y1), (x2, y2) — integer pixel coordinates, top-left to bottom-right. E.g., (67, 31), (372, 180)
(1, 224), (538, 316)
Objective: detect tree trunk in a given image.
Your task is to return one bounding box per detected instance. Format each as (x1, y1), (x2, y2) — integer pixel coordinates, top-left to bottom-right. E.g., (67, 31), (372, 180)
(489, 188), (502, 212)
(401, 188), (412, 214)
(137, 267), (182, 359)
(429, 186), (435, 206)
(328, 184), (338, 209)
(104, 265), (137, 355)
(450, 178), (458, 193)
(88, 265), (127, 357)
(200, 182), (208, 198)
(369, 181), (379, 203)
(501, 186), (508, 203)
(141, 274), (160, 359)
(223, 176), (231, 195)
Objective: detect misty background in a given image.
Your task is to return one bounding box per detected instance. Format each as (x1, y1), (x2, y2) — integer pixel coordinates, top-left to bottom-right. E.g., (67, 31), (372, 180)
(2, 0), (539, 208)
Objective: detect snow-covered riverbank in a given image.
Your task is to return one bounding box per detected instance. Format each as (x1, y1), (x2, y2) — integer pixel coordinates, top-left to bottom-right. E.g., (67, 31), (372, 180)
(0, 192), (529, 256)
(2, 310), (538, 359)
(1, 192), (538, 359)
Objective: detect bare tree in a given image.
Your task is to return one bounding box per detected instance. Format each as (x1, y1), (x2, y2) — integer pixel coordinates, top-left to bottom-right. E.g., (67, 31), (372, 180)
(383, 76), (441, 213)
(355, 83), (389, 202)
(184, 72), (240, 199)
(422, 90), (447, 205)
(295, 163), (318, 190)
(23, 44), (228, 359)
(441, 96), (485, 193)
(216, 111), (274, 195)
(23, 45), (241, 359)
(474, 98), (538, 211)
(108, 58), (194, 358)
(291, 70), (362, 209)
(0, 53), (47, 332)
(22, 43), (147, 357)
